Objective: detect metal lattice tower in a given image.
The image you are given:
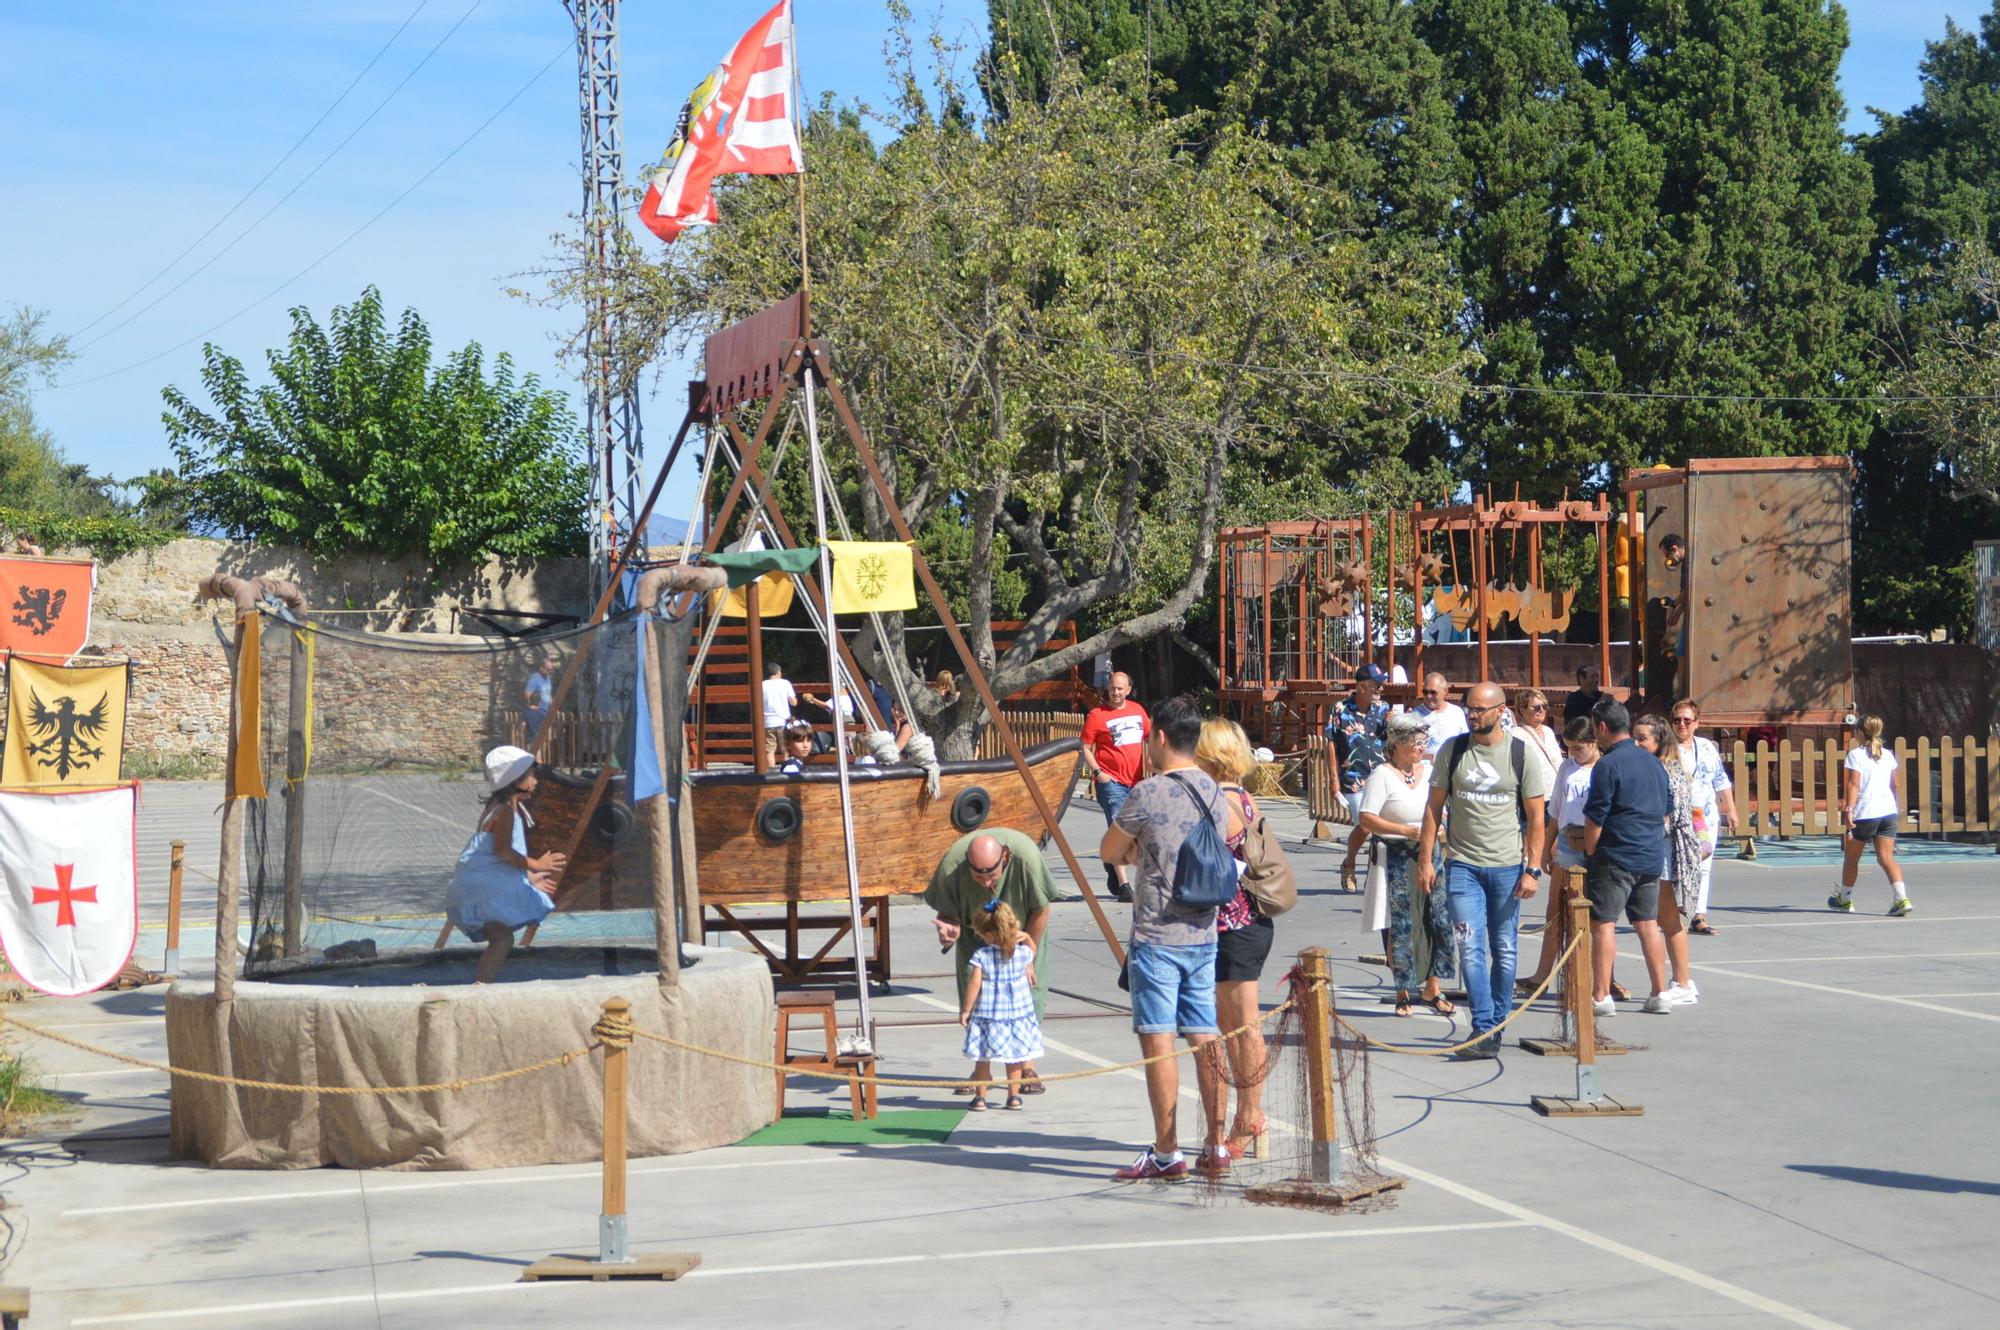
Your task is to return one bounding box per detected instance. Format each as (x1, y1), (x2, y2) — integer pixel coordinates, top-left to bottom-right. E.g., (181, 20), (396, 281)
(568, 0), (643, 605)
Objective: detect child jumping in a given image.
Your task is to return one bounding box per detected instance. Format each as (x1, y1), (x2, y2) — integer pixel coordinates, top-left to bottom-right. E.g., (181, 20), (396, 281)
(445, 745), (568, 983)
(957, 899), (1044, 1111)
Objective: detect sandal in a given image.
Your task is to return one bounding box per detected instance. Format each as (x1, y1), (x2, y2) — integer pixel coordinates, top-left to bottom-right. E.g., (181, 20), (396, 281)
(1020, 1070), (1046, 1094)
(1421, 993), (1457, 1017)
(1226, 1117), (1268, 1160)
(1689, 917), (1716, 935)
(1394, 991), (1415, 1018)
(954, 1084), (976, 1096)
(968, 1094), (988, 1112)
(1004, 1094), (1024, 1111)
(1609, 981), (1633, 1003)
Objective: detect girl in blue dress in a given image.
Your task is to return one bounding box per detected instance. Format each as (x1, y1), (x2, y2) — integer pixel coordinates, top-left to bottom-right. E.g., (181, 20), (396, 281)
(446, 746), (568, 983)
(956, 900), (1044, 1111)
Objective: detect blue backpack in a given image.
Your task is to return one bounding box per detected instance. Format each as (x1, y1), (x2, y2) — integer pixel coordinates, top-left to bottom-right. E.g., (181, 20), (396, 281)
(1163, 772), (1240, 910)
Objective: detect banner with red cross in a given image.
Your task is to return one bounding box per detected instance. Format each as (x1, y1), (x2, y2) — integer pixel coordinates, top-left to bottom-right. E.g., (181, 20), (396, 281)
(0, 783), (138, 996)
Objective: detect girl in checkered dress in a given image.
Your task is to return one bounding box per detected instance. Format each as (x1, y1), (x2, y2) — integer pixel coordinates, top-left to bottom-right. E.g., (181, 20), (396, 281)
(957, 900), (1044, 1111)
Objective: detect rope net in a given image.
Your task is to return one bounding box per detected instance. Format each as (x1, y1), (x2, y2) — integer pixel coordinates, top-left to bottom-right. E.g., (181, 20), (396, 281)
(238, 604), (694, 979)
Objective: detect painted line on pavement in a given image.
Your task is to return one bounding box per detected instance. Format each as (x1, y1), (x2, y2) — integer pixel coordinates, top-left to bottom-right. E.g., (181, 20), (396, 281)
(68, 1223), (1533, 1325)
(1715, 915), (2000, 930)
(1664, 950), (2000, 965)
(64, 1156), (851, 1217)
(1033, 1032), (1854, 1330)
(1669, 961), (2000, 1024)
(353, 782), (465, 830)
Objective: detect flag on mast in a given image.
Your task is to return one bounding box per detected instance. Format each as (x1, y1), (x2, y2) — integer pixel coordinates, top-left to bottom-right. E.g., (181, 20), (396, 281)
(640, 1), (802, 243)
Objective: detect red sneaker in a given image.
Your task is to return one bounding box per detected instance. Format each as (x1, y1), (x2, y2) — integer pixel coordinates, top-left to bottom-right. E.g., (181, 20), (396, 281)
(1196, 1145), (1233, 1176)
(1113, 1149), (1189, 1182)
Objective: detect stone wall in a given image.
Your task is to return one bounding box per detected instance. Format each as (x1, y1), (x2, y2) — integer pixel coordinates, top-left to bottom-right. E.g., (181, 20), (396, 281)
(2, 538), (591, 764)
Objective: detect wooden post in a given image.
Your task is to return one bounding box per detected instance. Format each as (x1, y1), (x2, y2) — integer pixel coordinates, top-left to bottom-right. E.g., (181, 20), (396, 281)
(644, 616), (683, 987)
(213, 615), (248, 1004)
(1299, 946), (1338, 1184)
(1528, 524), (1542, 689)
(1473, 503), (1490, 682)
(1384, 511), (1396, 678)
(164, 840), (185, 975)
(1595, 498), (1612, 694)
(746, 579), (768, 774)
(601, 996), (630, 1261)
(523, 997), (699, 1281)
(1412, 506), (1426, 682)
(282, 622), (309, 956)
(1532, 897), (1642, 1116)
(1361, 515), (1375, 669)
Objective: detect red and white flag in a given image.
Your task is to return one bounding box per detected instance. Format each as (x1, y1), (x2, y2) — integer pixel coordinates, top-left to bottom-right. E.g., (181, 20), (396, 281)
(639, 0), (802, 243)
(0, 784), (138, 996)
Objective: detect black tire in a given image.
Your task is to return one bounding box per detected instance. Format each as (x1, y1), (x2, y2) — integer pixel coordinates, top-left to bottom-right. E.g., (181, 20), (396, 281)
(589, 800), (634, 846)
(756, 796), (803, 843)
(951, 785), (991, 832)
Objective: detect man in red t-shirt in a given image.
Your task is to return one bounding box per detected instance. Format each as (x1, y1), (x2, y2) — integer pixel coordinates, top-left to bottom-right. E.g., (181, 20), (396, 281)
(1081, 671), (1150, 902)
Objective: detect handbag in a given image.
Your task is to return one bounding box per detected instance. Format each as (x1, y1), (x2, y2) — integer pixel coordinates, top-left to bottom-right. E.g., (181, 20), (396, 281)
(1238, 805), (1298, 916)
(1161, 773), (1241, 910)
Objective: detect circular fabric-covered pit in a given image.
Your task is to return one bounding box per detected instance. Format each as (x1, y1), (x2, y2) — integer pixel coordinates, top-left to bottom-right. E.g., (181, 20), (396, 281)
(166, 945), (775, 1170)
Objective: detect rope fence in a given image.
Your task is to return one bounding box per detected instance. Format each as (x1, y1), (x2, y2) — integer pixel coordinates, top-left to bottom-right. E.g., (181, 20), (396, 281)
(1329, 929), (1584, 1057)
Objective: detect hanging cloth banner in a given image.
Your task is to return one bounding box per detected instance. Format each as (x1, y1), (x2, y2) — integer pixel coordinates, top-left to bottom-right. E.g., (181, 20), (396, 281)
(719, 570), (795, 619)
(230, 614), (266, 799)
(704, 547), (819, 587)
(630, 617), (665, 802)
(825, 541), (917, 614)
(1, 656), (129, 789)
(0, 782), (139, 996)
(0, 555), (95, 660)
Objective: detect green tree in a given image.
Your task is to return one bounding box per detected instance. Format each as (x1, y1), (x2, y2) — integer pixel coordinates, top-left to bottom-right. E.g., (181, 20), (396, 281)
(1857, 4), (2000, 635)
(1554, 0), (1877, 470)
(161, 288), (588, 567)
(574, 52), (1467, 753)
(1, 306), (76, 512)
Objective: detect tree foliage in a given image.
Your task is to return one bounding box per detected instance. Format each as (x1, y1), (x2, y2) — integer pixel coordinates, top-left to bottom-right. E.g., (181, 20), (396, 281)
(160, 287), (588, 567)
(562, 42), (1467, 751)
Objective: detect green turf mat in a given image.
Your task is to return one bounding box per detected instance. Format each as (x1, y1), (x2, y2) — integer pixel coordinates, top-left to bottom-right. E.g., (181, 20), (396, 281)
(742, 1107), (967, 1147)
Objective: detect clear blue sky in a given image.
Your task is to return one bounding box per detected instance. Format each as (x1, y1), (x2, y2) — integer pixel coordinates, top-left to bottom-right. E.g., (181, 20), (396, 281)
(2, 0), (1986, 524)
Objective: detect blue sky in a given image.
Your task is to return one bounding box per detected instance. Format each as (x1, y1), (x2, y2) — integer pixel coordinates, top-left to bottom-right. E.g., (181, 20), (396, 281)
(3, 0), (1988, 526)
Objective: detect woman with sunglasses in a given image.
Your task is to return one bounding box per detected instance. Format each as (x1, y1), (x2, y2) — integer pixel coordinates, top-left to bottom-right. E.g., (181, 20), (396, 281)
(1668, 699), (1736, 934)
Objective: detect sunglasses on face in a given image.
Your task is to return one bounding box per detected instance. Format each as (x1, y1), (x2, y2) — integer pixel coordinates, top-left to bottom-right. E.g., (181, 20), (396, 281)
(1527, 703), (1547, 713)
(1672, 716), (1697, 726)
(969, 859), (1005, 878)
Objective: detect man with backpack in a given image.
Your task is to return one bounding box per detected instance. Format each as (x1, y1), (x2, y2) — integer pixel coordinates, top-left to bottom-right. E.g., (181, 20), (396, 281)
(1415, 681), (1551, 1059)
(1098, 695), (1232, 1181)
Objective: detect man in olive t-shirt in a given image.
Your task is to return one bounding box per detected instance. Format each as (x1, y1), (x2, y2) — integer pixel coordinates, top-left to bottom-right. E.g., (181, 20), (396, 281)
(1416, 681), (1550, 1057)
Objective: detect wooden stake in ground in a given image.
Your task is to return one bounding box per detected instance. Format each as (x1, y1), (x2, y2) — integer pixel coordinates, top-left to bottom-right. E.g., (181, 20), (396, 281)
(164, 840), (185, 976)
(1532, 898), (1643, 1118)
(523, 998), (701, 1282)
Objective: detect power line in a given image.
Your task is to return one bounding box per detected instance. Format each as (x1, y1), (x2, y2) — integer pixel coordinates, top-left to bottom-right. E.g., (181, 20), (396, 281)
(66, 0), (435, 341)
(49, 41), (570, 392)
(70, 0), (487, 357)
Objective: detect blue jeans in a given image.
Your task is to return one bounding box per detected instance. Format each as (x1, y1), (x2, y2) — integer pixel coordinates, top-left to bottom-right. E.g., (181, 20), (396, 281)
(1443, 861), (1524, 1040)
(1097, 777), (1134, 824)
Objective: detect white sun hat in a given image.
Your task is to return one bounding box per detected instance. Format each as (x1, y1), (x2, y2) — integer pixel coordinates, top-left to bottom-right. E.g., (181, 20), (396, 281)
(484, 745), (536, 789)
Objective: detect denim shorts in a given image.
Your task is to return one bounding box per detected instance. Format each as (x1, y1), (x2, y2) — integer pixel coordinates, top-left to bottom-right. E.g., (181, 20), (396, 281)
(1097, 777), (1134, 825)
(1127, 941), (1219, 1036)
(1849, 815), (1899, 842)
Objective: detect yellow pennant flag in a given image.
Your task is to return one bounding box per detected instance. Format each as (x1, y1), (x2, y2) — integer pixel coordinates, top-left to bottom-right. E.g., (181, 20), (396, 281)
(2, 655), (129, 789)
(231, 613), (266, 799)
(826, 541), (917, 614)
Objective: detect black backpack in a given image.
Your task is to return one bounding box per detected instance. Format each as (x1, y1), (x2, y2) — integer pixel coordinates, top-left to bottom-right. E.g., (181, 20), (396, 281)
(1442, 734), (1529, 827)
(1161, 772), (1240, 910)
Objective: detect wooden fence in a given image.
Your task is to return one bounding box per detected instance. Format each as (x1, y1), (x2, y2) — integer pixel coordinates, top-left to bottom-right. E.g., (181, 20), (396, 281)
(1732, 736), (2000, 840)
(1304, 731), (2000, 841)
(975, 709), (1088, 759)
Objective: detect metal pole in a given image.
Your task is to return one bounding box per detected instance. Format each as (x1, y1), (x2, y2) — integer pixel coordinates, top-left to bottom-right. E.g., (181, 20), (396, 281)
(801, 362), (874, 1051)
(164, 840), (185, 975)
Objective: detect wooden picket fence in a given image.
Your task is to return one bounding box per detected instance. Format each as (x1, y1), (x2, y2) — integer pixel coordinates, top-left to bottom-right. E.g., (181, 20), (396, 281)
(974, 709), (1088, 759)
(1303, 731), (2000, 841)
(1732, 736), (2000, 840)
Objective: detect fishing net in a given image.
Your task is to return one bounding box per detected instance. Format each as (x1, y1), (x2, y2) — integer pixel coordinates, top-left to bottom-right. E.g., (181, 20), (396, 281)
(235, 603), (695, 979)
(1205, 963), (1395, 1208)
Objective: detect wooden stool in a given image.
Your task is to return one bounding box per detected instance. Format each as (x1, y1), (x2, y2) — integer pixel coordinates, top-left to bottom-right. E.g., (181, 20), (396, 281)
(774, 991), (877, 1120)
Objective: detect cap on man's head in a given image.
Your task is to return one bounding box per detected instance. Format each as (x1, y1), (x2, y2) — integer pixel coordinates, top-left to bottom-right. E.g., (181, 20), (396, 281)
(1354, 663), (1388, 685)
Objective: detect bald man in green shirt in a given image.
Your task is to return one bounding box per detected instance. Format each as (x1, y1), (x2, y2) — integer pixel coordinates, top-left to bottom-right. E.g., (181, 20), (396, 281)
(923, 827), (1060, 1091)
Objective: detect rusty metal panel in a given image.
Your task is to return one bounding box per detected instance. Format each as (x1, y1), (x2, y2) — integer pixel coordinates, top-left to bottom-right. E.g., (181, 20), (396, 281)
(699, 292), (807, 414)
(1684, 465), (1853, 721)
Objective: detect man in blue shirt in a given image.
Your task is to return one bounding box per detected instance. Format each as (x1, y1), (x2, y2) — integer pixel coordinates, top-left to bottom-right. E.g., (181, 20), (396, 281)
(1581, 698), (1673, 1016)
(1331, 664), (1389, 892)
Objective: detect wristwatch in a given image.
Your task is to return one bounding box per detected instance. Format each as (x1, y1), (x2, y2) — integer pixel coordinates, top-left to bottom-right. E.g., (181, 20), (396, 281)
(1523, 867), (1543, 880)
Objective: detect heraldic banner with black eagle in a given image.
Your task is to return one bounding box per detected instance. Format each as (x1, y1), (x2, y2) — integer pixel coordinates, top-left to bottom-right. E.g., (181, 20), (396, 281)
(2, 655), (130, 788)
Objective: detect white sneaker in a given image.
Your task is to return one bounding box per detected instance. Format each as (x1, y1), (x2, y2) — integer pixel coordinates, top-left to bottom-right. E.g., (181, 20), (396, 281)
(1643, 993), (1673, 1014)
(1665, 982), (1700, 1007)
(1592, 997), (1616, 1018)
